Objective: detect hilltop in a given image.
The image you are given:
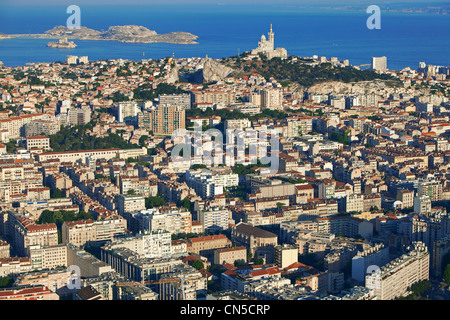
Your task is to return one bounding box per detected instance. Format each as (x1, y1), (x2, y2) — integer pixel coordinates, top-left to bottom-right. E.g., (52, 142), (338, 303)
(222, 54), (401, 89)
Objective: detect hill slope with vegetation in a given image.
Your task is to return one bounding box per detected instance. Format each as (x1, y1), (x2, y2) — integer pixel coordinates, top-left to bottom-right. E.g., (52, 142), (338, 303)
(221, 54), (401, 88)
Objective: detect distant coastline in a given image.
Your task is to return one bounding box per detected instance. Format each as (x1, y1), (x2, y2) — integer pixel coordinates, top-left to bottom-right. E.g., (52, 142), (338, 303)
(0, 8), (447, 70)
(323, 5), (449, 15)
(0, 25), (199, 45)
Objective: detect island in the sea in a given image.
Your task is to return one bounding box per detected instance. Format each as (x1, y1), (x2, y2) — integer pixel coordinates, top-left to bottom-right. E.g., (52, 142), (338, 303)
(1, 25), (199, 45)
(47, 38), (77, 49)
(0, 33), (13, 40)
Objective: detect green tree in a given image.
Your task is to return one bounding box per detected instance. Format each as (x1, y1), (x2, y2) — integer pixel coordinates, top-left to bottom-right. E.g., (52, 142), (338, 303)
(5, 141), (18, 154)
(408, 280), (431, 298)
(276, 202), (286, 208)
(0, 276), (13, 288)
(145, 195), (166, 209)
(38, 210), (94, 229)
(111, 91), (129, 102)
(444, 264), (450, 285)
(178, 198), (192, 211)
(139, 135), (149, 146)
(126, 157), (138, 163)
(234, 260), (246, 267)
(192, 260), (204, 270)
(50, 188), (63, 199)
(49, 123), (140, 152)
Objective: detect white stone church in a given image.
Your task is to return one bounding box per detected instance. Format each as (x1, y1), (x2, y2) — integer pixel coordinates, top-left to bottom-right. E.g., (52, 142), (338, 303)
(251, 24), (288, 60)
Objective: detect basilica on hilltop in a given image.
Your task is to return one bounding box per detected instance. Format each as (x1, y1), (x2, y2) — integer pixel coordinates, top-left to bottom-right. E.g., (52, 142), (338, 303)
(251, 24), (288, 60)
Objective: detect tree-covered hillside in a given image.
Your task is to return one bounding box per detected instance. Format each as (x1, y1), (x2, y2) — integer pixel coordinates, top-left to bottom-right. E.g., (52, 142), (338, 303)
(228, 55), (400, 88)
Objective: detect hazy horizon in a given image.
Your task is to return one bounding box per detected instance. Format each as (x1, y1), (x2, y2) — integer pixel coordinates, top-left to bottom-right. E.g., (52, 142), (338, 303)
(2, 0), (449, 6)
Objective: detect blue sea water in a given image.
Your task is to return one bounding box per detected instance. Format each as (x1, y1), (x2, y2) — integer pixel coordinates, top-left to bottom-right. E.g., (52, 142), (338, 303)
(0, 4), (448, 70)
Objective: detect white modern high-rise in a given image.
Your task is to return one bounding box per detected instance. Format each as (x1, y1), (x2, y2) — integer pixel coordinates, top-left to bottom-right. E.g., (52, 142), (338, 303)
(413, 195), (432, 214)
(352, 243), (389, 283)
(68, 107), (91, 125)
(198, 207), (229, 233)
(78, 56), (89, 64)
(261, 88), (283, 110)
(66, 55), (78, 65)
(66, 55), (89, 65)
(185, 168), (239, 199)
(365, 242), (429, 300)
(117, 101), (139, 123)
(135, 207), (192, 235)
(102, 230), (172, 259)
(371, 56), (387, 72)
(158, 94), (191, 110)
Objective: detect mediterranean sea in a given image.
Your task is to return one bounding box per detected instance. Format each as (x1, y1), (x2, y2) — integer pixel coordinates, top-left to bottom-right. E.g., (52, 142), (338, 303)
(0, 4), (448, 70)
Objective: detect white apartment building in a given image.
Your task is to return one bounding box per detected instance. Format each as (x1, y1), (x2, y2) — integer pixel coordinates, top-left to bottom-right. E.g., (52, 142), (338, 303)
(25, 135), (50, 151)
(261, 88), (283, 110)
(136, 207), (192, 235)
(345, 194), (365, 213)
(158, 93), (191, 109)
(116, 194), (146, 216)
(352, 243), (389, 283)
(36, 147), (147, 163)
(365, 242), (429, 300)
(413, 195), (432, 214)
(102, 230), (172, 259)
(186, 169), (239, 199)
(0, 257), (33, 277)
(117, 101), (139, 123)
(68, 107), (91, 125)
(418, 179), (443, 202)
(14, 218), (59, 256)
(61, 217), (127, 247)
(198, 206), (230, 233)
(371, 56), (387, 72)
(224, 119), (251, 131)
(27, 244), (68, 270)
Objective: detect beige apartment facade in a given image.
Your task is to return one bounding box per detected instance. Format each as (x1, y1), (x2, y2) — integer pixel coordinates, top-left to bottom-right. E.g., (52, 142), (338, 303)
(213, 246), (247, 265)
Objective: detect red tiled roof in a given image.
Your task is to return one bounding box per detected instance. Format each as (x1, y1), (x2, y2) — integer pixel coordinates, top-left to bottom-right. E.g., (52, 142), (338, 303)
(222, 263), (237, 270)
(189, 234), (229, 243)
(223, 270), (238, 278)
(284, 262), (309, 270)
(0, 286), (51, 298)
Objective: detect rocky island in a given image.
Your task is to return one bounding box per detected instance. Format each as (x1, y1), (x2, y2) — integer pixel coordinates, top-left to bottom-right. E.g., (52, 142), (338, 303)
(0, 33), (13, 40)
(1, 25), (199, 45)
(47, 38), (77, 49)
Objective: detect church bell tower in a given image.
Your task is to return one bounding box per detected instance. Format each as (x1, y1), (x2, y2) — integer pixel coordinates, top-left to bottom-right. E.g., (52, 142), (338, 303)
(268, 24), (274, 49)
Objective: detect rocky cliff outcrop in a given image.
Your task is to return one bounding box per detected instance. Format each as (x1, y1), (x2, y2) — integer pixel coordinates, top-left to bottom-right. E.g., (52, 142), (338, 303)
(163, 65), (179, 84)
(202, 59), (234, 83)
